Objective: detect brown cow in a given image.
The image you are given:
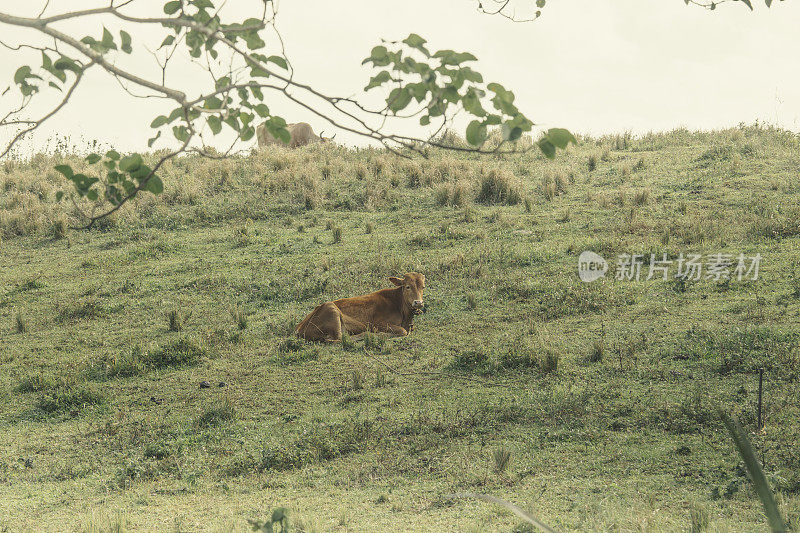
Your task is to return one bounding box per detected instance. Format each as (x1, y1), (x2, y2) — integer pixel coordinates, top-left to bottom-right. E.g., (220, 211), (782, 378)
(256, 122), (334, 148)
(295, 273), (425, 342)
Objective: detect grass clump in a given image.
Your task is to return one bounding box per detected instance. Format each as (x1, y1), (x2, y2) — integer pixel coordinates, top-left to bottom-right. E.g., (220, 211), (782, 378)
(36, 383), (106, 415)
(91, 339), (206, 380)
(589, 338), (605, 362)
(16, 374), (70, 393)
(197, 398), (236, 428)
(14, 311), (26, 333)
(230, 305), (248, 330)
(493, 447), (512, 473)
(166, 308), (185, 332)
(143, 338), (205, 369)
(476, 169), (522, 206)
(56, 299), (106, 322)
(331, 225), (342, 243)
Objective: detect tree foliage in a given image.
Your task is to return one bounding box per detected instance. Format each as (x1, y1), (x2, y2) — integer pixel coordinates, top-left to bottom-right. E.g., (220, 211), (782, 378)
(0, 0), (768, 227)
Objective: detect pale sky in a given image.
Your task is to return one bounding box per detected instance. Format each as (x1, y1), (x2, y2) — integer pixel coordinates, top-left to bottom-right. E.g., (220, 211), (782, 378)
(1, 0), (799, 154)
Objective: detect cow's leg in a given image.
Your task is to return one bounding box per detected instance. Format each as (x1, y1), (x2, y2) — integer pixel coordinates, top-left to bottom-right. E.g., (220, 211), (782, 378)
(340, 314), (369, 338)
(296, 302), (343, 342)
(370, 323), (408, 337)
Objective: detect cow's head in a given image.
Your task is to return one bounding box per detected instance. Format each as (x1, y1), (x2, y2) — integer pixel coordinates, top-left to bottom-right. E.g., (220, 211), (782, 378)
(318, 131), (336, 144)
(389, 272), (425, 314)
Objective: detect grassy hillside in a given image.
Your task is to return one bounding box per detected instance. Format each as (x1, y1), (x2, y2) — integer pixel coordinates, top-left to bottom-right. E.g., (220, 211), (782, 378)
(1, 125), (799, 531)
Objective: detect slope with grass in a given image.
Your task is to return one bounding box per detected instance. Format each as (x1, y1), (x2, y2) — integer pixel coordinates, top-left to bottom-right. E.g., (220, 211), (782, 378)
(1, 125), (799, 531)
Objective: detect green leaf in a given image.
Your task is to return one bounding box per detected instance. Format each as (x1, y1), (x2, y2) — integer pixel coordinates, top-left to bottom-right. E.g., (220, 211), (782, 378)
(739, 0), (754, 8)
(101, 27), (116, 50)
(120, 30), (132, 54)
(127, 163), (150, 181)
(85, 153), (101, 164)
(462, 88), (486, 117)
(167, 107), (184, 123)
(148, 130), (162, 148)
(465, 120), (487, 146)
(536, 0), (546, 7)
(54, 164), (73, 179)
(420, 115), (431, 126)
(240, 126), (255, 141)
(119, 154), (143, 172)
(266, 55), (288, 70)
(54, 57), (82, 74)
(719, 410), (787, 532)
(501, 124), (523, 142)
(55, 191), (64, 202)
(14, 66), (31, 84)
(144, 175), (163, 194)
(106, 150), (121, 160)
(402, 33), (430, 56)
(86, 189), (99, 201)
(207, 115), (222, 135)
(150, 115), (168, 128)
(546, 128), (577, 149)
(538, 138), (556, 159)
(364, 71), (391, 91)
(164, 1), (181, 15)
(160, 35), (176, 48)
(173, 125), (190, 142)
(433, 50), (477, 65)
(387, 87), (412, 113)
(204, 96), (222, 109)
(363, 45), (389, 65)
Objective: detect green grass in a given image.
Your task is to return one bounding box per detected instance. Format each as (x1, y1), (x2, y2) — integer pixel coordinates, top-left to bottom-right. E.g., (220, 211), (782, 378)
(1, 125), (799, 530)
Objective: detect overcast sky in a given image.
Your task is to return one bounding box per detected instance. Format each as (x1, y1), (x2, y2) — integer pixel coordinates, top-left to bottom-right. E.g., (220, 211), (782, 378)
(1, 0), (798, 154)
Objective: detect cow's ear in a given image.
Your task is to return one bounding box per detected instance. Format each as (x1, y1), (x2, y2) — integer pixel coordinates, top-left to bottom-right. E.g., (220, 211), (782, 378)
(388, 277), (403, 286)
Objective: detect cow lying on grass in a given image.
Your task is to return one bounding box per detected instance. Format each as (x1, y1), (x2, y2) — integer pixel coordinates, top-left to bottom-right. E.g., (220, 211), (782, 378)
(295, 273), (425, 342)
